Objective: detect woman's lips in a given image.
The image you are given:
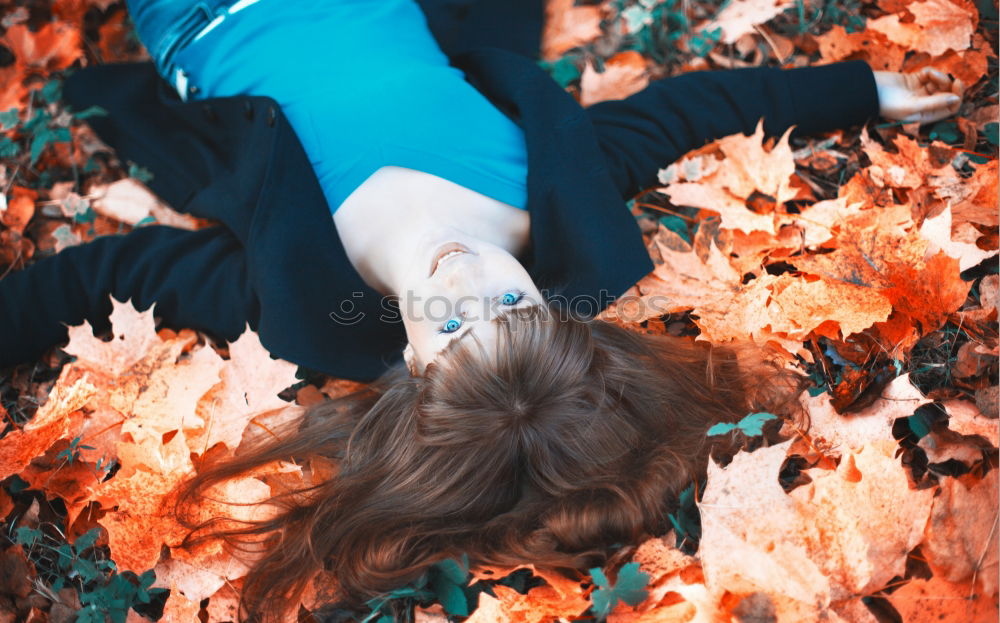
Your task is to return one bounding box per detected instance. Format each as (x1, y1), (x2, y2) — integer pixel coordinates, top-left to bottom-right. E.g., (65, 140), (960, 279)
(429, 242), (475, 277)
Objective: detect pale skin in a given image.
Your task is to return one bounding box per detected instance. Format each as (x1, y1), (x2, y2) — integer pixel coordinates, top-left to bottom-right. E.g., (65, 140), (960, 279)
(331, 67), (965, 374)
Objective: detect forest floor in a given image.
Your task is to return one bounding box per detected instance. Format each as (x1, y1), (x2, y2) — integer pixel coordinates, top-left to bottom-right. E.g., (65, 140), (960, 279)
(0, 0), (997, 621)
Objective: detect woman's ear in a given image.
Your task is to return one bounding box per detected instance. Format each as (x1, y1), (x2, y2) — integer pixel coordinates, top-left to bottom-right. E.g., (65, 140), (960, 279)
(403, 343), (420, 376)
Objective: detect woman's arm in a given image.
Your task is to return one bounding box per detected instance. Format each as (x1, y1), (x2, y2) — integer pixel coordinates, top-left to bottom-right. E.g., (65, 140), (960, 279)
(0, 225), (256, 367)
(586, 61), (961, 200)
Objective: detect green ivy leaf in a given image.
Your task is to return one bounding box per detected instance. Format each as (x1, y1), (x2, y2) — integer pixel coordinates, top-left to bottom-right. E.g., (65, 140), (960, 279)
(928, 120), (960, 144)
(0, 136), (20, 158)
(0, 107), (18, 130)
(29, 125), (71, 165)
(432, 575), (469, 616)
(14, 526), (42, 548)
(907, 412), (933, 439)
(74, 528), (101, 554)
(128, 163), (154, 183)
(706, 412), (778, 437)
(23, 109), (49, 134)
(540, 55), (582, 89)
(39, 79), (62, 104)
(75, 605), (105, 623)
(56, 543), (75, 571)
(589, 562), (650, 619)
(75, 558), (103, 584)
(688, 26), (721, 57)
(984, 122), (999, 147)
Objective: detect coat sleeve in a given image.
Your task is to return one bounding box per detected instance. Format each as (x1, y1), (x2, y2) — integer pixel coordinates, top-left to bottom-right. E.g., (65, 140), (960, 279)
(586, 60), (880, 199)
(0, 225), (257, 367)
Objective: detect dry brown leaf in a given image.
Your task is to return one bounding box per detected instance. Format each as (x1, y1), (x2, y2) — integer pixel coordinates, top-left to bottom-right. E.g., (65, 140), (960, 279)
(87, 178), (199, 229)
(0, 186), (36, 233)
(766, 273), (893, 339)
(189, 328), (299, 452)
(579, 51), (649, 107)
(922, 471), (999, 595)
(816, 26), (907, 72)
(800, 374), (930, 452)
(660, 123), (813, 235)
(699, 440), (935, 620)
(114, 346), (223, 473)
(947, 160), (998, 229)
(541, 0), (602, 60)
(783, 196), (865, 248)
(637, 225), (893, 349)
(1, 21), (82, 71)
(941, 399), (999, 445)
(464, 592), (509, 623)
(17, 443), (103, 527)
(665, 183), (777, 235)
(63, 298), (162, 376)
(867, 0), (976, 57)
(205, 582), (241, 623)
(471, 564), (585, 603)
(887, 575), (998, 622)
(487, 583), (591, 623)
(160, 587), (202, 623)
(714, 122), (798, 207)
(94, 468), (191, 572)
(0, 375), (94, 479)
(153, 551), (251, 604)
(918, 205), (997, 271)
(700, 0), (794, 44)
(791, 207), (971, 348)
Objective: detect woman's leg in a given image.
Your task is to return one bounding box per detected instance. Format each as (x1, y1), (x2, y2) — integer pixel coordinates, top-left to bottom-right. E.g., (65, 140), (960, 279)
(125, 0), (234, 89)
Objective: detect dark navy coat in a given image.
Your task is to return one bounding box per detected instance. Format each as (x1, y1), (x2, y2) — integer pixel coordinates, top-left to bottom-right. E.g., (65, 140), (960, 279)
(0, 0), (879, 380)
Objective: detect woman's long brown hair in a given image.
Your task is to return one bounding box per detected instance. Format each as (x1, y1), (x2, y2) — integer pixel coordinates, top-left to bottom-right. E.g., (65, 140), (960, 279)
(172, 303), (805, 622)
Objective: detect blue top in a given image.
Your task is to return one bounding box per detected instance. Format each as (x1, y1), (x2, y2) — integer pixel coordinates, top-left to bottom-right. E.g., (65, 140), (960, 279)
(174, 0), (529, 213)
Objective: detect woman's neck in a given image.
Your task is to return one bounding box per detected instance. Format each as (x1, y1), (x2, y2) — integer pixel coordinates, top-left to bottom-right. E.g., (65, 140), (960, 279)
(332, 166), (531, 296)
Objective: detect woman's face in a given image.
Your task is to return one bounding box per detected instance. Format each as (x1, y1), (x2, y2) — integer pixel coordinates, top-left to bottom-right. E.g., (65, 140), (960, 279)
(399, 232), (543, 373)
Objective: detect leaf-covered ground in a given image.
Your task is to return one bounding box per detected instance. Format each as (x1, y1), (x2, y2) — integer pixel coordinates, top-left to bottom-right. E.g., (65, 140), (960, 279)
(0, 0), (997, 621)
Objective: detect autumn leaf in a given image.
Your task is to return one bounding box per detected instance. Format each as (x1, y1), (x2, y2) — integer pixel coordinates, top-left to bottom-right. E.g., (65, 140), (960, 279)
(699, 440), (936, 621)
(541, 0), (602, 61)
(887, 575), (998, 623)
(0, 375), (94, 480)
(1, 22), (82, 72)
(63, 297), (163, 376)
(699, 0), (795, 44)
(868, 0), (976, 57)
(922, 470), (999, 595)
(188, 327), (299, 452)
(0, 186), (36, 233)
(579, 51), (649, 107)
(801, 374), (931, 451)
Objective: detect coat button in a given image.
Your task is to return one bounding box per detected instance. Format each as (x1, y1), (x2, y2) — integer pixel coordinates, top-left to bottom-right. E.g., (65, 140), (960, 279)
(201, 104), (218, 123)
(267, 105), (276, 127)
(243, 101), (254, 121)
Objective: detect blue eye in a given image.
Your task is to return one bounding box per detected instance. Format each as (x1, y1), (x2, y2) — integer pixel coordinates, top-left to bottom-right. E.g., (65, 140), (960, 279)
(500, 291), (524, 306)
(440, 316), (463, 334)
